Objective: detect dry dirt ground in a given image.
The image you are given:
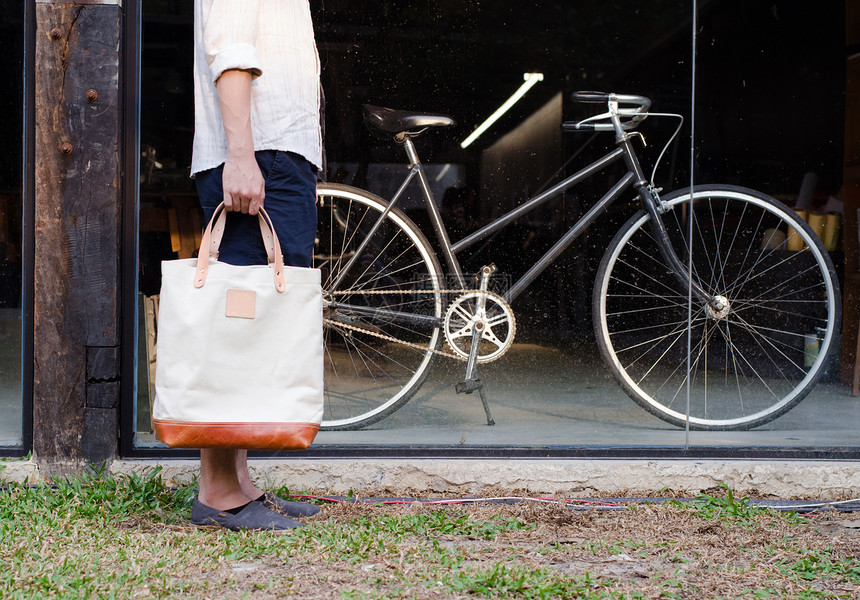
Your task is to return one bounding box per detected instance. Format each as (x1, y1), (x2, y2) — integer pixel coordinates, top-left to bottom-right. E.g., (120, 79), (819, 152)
(165, 498), (860, 599)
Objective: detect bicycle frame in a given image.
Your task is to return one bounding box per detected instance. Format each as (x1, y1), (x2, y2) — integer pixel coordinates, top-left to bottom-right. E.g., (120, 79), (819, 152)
(330, 120), (713, 313)
(406, 132), (713, 306)
(446, 144), (632, 302)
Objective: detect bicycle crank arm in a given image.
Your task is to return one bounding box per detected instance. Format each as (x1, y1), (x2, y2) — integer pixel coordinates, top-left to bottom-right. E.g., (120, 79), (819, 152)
(460, 264), (499, 379)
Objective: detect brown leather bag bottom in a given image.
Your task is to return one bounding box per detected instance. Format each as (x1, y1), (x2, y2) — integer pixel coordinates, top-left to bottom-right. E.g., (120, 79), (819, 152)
(153, 419), (319, 450)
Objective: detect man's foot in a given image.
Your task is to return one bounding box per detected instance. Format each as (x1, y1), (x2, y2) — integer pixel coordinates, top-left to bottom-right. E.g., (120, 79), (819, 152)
(190, 499), (304, 531)
(260, 492), (321, 518)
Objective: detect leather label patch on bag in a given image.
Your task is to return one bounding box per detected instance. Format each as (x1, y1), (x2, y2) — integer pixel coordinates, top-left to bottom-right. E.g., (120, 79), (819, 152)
(225, 289), (256, 319)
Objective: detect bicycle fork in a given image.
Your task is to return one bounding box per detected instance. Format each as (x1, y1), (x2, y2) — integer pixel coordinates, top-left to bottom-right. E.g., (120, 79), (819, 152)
(640, 190), (724, 312)
(617, 131), (721, 313)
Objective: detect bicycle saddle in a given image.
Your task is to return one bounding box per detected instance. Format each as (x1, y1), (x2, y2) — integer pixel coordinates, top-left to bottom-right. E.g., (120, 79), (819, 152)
(363, 104), (456, 135)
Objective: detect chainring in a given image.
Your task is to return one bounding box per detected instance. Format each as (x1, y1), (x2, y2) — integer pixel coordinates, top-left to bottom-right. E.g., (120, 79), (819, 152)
(443, 291), (516, 363)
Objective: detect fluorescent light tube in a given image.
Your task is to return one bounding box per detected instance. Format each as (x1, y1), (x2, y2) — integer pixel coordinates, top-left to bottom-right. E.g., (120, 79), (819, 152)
(460, 72), (544, 149)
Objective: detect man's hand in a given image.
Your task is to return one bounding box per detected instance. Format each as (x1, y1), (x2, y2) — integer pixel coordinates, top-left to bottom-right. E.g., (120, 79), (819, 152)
(216, 69), (264, 215)
(222, 151), (265, 215)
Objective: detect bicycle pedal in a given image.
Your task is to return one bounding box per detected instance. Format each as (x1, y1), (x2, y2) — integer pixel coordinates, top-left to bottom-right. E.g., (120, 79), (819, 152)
(455, 378), (482, 394)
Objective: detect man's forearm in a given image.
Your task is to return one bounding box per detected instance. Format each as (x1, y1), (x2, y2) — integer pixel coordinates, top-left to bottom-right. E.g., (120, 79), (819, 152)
(217, 69), (254, 160)
(216, 69), (264, 214)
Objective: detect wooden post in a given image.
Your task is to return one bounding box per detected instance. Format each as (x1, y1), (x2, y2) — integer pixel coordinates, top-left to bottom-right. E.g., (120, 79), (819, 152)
(33, 1), (122, 472)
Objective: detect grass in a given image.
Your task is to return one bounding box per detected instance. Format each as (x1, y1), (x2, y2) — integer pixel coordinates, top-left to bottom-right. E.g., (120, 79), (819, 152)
(1, 471), (860, 599)
(672, 483), (803, 527)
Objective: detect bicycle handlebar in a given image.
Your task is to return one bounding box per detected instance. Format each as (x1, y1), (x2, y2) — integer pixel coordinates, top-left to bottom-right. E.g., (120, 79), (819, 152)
(571, 91), (610, 104)
(562, 122), (598, 132)
(564, 92), (652, 133)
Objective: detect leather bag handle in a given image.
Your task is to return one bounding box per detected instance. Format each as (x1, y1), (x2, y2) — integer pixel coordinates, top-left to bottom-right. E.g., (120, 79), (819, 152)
(207, 210), (277, 263)
(194, 203), (287, 293)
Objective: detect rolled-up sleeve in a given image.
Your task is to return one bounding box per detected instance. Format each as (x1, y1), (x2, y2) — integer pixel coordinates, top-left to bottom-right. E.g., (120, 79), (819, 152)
(203, 0), (263, 83)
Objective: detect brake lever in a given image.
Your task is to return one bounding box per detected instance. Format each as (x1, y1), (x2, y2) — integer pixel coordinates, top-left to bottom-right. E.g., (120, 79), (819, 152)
(629, 131), (646, 146)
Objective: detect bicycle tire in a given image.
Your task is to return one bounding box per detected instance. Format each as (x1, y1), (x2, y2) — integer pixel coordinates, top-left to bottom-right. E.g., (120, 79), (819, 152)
(593, 185), (840, 430)
(316, 183), (444, 430)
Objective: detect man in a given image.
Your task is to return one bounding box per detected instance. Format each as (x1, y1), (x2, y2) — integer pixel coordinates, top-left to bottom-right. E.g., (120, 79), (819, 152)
(187, 0), (323, 531)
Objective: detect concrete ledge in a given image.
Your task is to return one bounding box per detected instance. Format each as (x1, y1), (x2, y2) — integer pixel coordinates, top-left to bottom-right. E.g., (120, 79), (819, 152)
(5, 458), (859, 499)
(112, 459), (860, 499)
(0, 459), (40, 483)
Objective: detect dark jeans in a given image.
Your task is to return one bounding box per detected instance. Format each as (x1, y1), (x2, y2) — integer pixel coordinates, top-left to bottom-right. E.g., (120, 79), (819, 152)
(195, 150), (317, 267)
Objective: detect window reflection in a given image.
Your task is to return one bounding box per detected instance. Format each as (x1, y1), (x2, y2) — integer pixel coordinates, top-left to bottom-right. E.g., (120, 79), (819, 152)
(136, 1), (855, 449)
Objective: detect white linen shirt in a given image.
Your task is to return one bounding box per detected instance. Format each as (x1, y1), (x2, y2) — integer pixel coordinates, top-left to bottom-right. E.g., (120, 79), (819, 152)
(191, 0), (323, 176)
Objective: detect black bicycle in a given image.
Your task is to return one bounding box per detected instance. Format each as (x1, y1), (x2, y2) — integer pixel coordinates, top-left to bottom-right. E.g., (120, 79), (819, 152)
(315, 92), (841, 431)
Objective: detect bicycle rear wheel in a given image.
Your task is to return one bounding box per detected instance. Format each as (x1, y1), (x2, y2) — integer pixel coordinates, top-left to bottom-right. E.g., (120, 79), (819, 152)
(594, 185), (840, 430)
(315, 183), (444, 430)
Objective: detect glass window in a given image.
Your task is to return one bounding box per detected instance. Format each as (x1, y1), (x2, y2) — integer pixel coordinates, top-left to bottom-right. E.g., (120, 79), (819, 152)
(134, 1), (856, 453)
(135, 0), (195, 446)
(688, 1), (852, 447)
(0, 1), (25, 448)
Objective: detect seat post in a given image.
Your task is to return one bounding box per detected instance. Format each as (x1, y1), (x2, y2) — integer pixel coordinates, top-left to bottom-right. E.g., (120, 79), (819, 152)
(401, 136), (467, 285)
(402, 136), (421, 167)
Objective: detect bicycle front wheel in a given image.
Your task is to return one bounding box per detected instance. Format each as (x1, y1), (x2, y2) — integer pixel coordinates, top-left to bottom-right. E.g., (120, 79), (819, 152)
(594, 185), (840, 430)
(315, 183), (444, 430)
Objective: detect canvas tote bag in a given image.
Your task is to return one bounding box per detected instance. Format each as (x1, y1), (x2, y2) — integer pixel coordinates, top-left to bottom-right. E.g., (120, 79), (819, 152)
(152, 202), (323, 450)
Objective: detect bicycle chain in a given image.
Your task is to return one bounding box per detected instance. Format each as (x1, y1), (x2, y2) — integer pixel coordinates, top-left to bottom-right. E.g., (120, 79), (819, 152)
(330, 289), (475, 296)
(324, 288), (504, 361)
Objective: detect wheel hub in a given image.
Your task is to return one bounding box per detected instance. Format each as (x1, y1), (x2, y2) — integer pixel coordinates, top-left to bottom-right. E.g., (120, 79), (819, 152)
(705, 295), (730, 320)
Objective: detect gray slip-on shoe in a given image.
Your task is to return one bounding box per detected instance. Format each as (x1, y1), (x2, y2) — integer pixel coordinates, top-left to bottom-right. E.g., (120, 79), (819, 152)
(190, 499), (304, 531)
(262, 492), (321, 518)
